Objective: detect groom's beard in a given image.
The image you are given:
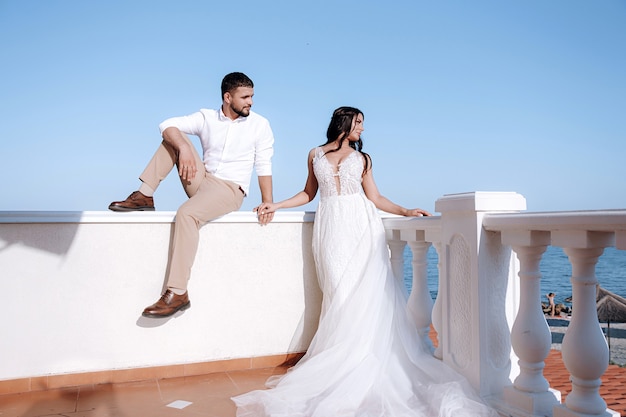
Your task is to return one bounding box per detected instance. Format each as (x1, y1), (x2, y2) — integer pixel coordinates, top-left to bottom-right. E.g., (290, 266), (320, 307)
(231, 104), (251, 117)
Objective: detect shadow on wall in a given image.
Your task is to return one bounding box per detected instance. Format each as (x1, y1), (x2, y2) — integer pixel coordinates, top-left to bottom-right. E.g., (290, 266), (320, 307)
(0, 215), (81, 256)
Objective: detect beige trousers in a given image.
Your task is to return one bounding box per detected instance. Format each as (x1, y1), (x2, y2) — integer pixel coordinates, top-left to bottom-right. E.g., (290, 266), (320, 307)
(139, 134), (244, 291)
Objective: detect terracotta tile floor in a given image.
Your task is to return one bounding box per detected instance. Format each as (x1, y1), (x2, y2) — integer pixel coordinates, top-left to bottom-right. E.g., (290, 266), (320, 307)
(544, 350), (626, 415)
(0, 367), (288, 417)
(1, 354), (624, 417)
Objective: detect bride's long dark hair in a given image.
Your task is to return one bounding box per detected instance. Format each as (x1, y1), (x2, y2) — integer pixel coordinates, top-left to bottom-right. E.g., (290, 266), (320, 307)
(323, 106), (371, 172)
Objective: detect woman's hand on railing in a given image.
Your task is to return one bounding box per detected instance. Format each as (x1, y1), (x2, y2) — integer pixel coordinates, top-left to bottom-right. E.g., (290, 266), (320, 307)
(405, 208), (432, 217)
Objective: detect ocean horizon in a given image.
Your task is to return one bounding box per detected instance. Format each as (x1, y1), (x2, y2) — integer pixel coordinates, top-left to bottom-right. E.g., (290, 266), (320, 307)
(404, 245), (626, 308)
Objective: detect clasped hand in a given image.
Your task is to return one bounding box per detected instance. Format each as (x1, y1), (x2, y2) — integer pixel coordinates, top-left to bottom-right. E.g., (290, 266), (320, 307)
(254, 202), (278, 226)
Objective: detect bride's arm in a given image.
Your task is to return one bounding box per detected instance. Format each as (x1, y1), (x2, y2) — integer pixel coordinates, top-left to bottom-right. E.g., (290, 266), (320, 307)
(254, 149), (318, 215)
(361, 156), (431, 217)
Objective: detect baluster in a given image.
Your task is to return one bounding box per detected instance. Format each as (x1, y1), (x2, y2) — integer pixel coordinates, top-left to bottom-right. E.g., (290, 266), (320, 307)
(554, 246), (615, 417)
(386, 228), (406, 285)
(502, 233), (562, 415)
(406, 239), (435, 352)
(511, 244), (551, 391)
(431, 241), (444, 359)
(500, 231), (561, 415)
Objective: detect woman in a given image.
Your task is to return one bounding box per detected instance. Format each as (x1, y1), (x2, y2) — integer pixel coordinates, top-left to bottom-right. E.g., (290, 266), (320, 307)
(547, 292), (556, 317)
(233, 107), (498, 416)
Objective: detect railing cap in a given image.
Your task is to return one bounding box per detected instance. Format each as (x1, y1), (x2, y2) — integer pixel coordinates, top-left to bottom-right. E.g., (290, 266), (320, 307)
(435, 191), (527, 213)
(483, 209), (626, 232)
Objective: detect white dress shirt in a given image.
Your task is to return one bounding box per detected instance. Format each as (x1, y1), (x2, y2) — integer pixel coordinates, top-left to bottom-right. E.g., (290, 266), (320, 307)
(159, 108), (274, 195)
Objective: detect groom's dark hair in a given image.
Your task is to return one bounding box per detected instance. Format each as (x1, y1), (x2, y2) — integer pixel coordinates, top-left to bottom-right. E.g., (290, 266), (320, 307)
(221, 72), (254, 99)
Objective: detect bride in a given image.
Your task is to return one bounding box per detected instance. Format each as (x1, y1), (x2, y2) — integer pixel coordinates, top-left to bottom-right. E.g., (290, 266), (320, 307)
(233, 107), (498, 416)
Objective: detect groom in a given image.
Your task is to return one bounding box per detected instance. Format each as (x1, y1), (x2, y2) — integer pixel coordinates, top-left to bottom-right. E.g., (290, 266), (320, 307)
(109, 72), (275, 318)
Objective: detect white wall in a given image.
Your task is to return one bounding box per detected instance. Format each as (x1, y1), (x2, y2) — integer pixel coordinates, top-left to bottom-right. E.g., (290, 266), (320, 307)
(0, 211), (321, 380)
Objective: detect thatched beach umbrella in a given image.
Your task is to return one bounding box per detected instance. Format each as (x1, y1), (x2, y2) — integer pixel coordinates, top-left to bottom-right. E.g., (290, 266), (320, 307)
(595, 285), (626, 361)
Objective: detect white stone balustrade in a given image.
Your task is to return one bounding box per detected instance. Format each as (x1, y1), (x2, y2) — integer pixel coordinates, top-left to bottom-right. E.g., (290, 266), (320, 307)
(384, 217), (441, 352)
(2, 193), (625, 417)
(484, 210), (626, 417)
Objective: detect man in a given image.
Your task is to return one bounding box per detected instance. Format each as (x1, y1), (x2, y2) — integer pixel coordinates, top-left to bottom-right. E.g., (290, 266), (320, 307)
(109, 72), (275, 318)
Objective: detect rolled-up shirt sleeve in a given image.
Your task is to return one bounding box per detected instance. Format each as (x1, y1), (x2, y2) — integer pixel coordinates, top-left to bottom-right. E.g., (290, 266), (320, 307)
(254, 120), (274, 177)
(155, 108), (272, 194)
(159, 112), (206, 136)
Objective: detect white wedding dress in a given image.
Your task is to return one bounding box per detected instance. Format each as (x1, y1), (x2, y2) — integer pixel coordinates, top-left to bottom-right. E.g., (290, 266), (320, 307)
(233, 147), (498, 417)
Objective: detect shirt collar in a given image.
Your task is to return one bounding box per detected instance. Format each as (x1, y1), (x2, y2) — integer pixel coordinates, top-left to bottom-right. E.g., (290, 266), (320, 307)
(219, 107), (248, 122)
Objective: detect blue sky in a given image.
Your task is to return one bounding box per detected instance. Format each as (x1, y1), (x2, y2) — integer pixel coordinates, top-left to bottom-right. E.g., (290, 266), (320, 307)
(1, 0), (625, 214)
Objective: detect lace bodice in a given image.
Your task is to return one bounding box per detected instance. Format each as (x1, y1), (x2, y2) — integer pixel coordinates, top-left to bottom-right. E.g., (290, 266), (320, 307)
(313, 147), (363, 198)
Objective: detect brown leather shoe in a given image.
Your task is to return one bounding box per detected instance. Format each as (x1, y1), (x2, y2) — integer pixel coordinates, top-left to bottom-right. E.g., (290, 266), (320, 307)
(109, 191), (155, 212)
(142, 290), (190, 318)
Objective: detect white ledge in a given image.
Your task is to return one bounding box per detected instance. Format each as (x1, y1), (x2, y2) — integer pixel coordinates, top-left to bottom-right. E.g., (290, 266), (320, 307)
(0, 210), (316, 224)
(381, 215), (442, 231)
(483, 209), (626, 232)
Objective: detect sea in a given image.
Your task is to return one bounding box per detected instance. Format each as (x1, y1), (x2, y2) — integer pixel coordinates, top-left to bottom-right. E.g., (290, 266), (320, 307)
(403, 245), (626, 308)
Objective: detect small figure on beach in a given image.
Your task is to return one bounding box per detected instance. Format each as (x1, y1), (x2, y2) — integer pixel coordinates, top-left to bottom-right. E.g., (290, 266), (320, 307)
(547, 292), (556, 317)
